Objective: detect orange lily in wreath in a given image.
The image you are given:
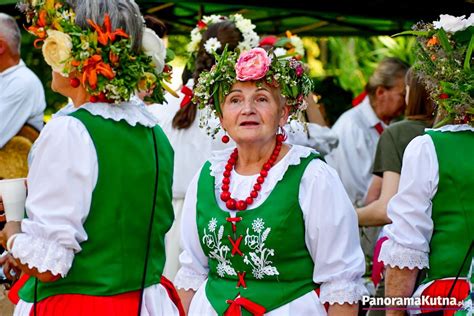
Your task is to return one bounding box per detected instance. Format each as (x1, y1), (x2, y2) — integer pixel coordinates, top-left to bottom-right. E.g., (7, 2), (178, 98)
(87, 14), (129, 46)
(82, 55), (115, 90)
(27, 9), (48, 48)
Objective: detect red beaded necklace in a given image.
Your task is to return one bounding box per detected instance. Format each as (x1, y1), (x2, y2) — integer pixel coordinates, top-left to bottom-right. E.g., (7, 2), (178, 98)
(220, 134), (285, 211)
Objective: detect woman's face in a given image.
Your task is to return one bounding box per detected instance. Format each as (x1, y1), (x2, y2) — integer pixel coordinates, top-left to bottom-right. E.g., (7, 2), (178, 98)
(220, 81), (289, 146)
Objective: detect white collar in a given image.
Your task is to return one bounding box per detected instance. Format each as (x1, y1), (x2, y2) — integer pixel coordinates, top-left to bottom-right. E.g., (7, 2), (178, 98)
(358, 96), (384, 128)
(55, 96), (158, 127)
(426, 124), (474, 133)
(0, 59), (25, 76)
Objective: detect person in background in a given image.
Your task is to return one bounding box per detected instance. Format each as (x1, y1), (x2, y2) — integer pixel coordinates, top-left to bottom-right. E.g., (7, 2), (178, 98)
(147, 14), (259, 281)
(0, 13), (46, 179)
(0, 0), (183, 314)
(324, 57), (408, 280)
(355, 67), (435, 316)
(325, 57), (408, 207)
(379, 14), (473, 316)
(357, 67), (435, 227)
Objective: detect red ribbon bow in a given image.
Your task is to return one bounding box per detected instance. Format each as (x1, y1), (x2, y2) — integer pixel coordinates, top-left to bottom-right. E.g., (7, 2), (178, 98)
(180, 86), (193, 108)
(224, 297), (266, 316)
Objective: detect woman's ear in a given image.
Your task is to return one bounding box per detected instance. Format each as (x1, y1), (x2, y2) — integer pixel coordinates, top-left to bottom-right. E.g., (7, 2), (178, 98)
(279, 104), (290, 126)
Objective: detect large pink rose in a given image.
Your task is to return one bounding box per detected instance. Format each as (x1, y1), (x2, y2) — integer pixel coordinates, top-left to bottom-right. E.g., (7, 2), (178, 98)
(235, 47), (272, 81)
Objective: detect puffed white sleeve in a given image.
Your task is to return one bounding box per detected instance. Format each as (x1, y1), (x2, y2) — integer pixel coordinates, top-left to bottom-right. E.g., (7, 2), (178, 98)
(10, 116), (98, 277)
(174, 167), (209, 290)
(300, 159), (368, 305)
(379, 135), (438, 270)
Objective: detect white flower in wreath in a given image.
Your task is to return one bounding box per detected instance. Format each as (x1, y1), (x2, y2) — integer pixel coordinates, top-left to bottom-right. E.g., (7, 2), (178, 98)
(208, 218), (218, 232)
(252, 218), (265, 233)
(204, 37), (222, 54)
(274, 47), (288, 57)
(42, 30), (73, 76)
(235, 16), (255, 33)
(433, 14), (469, 33)
(467, 13), (474, 27)
(142, 27), (166, 73)
(203, 14), (223, 24)
(290, 36), (305, 57)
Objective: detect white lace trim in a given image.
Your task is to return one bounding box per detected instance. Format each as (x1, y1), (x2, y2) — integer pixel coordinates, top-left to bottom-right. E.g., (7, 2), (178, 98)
(378, 239), (429, 270)
(173, 267), (207, 291)
(426, 124), (474, 133)
(319, 278), (368, 305)
(208, 145), (316, 193)
(78, 97), (158, 127)
(10, 233), (74, 277)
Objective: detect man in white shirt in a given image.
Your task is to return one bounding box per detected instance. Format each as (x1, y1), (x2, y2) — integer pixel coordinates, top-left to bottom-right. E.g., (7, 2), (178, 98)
(325, 57), (408, 207)
(0, 13), (46, 149)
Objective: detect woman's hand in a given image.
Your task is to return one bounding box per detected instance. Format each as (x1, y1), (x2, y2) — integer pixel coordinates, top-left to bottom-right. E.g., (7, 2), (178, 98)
(0, 252), (21, 282)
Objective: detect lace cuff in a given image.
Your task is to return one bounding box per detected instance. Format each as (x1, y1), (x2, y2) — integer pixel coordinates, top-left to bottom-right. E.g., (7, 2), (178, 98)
(173, 267), (207, 291)
(319, 278), (368, 305)
(10, 233), (74, 277)
(378, 239), (429, 270)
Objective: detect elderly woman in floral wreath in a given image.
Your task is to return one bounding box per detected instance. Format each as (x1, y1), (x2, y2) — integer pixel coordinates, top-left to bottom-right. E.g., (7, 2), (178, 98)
(0, 0), (184, 315)
(379, 14), (474, 316)
(174, 46), (367, 315)
(147, 14), (260, 282)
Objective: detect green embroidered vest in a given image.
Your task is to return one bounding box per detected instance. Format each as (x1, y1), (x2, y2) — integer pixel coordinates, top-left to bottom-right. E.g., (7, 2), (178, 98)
(423, 131), (474, 283)
(197, 153), (319, 315)
(20, 109), (174, 302)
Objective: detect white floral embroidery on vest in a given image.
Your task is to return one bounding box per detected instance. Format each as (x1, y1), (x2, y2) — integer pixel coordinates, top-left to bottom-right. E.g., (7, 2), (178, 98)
(202, 218), (237, 277)
(203, 217), (279, 279)
(243, 218), (279, 279)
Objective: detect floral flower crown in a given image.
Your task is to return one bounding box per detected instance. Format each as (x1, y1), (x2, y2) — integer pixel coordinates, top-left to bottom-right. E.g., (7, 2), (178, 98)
(18, 0), (175, 104)
(396, 14), (474, 126)
(194, 46), (314, 136)
(259, 31), (305, 60)
(186, 14), (259, 71)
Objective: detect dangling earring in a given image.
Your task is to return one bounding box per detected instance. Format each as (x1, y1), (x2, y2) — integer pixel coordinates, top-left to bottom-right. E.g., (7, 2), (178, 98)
(276, 126), (287, 142)
(222, 130), (230, 143)
(70, 77), (80, 88)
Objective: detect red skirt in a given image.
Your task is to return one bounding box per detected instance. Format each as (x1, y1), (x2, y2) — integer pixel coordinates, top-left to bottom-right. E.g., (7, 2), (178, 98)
(9, 275), (184, 316)
(420, 279), (469, 316)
